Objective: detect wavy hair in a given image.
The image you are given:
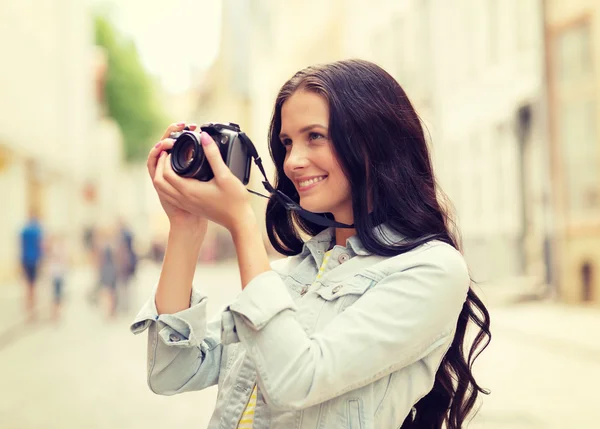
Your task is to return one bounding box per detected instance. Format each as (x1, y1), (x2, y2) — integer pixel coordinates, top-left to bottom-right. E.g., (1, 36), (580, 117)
(265, 59), (491, 428)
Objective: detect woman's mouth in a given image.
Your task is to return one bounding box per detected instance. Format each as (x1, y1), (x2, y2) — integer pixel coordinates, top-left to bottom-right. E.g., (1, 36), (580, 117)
(297, 175), (328, 192)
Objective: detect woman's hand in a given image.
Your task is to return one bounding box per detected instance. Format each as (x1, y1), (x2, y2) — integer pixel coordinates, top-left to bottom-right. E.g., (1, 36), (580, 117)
(148, 122), (207, 234)
(153, 130), (254, 233)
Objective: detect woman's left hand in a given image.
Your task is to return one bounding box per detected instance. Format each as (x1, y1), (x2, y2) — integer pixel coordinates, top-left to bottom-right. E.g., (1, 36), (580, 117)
(158, 131), (254, 232)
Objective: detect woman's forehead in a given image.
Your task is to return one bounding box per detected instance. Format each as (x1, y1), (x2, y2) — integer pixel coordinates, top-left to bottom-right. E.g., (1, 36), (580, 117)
(281, 91), (329, 123)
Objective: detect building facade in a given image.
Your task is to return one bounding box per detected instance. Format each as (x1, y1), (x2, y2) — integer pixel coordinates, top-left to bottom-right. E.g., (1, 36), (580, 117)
(545, 0), (600, 303)
(0, 0), (95, 280)
(0, 1), (128, 282)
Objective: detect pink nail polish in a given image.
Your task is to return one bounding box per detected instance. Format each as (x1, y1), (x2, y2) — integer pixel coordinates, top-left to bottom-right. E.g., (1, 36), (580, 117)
(176, 122), (185, 126)
(154, 142), (162, 148)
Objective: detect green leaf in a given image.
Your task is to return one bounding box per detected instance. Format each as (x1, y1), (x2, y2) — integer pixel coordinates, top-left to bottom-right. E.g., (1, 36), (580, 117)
(94, 14), (168, 162)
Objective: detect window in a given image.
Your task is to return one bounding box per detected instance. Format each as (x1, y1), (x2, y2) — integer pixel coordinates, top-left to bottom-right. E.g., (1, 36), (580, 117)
(553, 22), (599, 220)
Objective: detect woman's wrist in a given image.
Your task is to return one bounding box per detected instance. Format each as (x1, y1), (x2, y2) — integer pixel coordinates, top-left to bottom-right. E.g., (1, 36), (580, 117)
(230, 209), (260, 243)
(229, 209), (271, 290)
(169, 218), (208, 241)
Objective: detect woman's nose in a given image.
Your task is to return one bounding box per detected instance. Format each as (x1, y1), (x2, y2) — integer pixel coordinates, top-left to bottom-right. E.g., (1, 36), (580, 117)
(285, 146), (309, 170)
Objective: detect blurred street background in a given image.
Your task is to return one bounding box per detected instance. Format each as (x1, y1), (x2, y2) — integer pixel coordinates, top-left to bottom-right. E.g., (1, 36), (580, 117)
(1, 0), (599, 428)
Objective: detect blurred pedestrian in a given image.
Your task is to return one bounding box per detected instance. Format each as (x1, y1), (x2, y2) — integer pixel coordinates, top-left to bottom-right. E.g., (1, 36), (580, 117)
(98, 227), (118, 319)
(20, 212), (43, 322)
(85, 225), (104, 307)
(116, 218), (137, 314)
(131, 60), (492, 428)
(47, 233), (68, 322)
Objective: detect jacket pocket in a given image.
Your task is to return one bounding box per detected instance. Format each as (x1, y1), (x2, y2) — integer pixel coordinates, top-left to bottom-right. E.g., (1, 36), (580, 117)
(315, 275), (374, 312)
(284, 275), (309, 298)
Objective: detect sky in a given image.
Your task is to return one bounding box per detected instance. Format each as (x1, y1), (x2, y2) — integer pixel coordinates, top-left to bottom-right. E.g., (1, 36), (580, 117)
(94, 0), (222, 94)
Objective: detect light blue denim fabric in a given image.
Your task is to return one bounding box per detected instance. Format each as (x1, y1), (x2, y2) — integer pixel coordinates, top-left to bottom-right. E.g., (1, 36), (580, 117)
(131, 225), (470, 428)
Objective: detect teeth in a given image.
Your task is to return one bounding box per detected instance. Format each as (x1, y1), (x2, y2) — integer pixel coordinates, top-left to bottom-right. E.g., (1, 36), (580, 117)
(299, 176), (326, 187)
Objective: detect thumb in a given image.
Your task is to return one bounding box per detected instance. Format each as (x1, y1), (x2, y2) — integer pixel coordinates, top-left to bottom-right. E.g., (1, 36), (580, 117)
(201, 132), (229, 179)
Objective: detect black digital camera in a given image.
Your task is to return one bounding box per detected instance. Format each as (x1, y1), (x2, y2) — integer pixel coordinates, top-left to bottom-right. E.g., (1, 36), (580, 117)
(169, 122), (252, 184)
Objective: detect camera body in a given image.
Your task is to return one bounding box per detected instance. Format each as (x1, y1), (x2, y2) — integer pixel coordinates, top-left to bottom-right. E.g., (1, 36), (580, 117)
(169, 122), (252, 185)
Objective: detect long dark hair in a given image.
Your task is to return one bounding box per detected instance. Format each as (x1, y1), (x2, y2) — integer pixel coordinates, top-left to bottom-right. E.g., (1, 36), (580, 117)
(265, 59), (491, 429)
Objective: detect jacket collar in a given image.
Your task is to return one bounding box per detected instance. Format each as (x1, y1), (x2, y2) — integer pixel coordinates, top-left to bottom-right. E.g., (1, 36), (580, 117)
(301, 223), (405, 259)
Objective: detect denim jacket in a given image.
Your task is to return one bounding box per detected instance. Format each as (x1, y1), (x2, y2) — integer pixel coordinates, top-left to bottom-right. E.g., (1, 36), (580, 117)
(130, 225), (469, 428)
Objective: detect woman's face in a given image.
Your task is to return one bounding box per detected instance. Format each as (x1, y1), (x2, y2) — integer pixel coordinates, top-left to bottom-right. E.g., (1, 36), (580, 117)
(280, 90), (353, 223)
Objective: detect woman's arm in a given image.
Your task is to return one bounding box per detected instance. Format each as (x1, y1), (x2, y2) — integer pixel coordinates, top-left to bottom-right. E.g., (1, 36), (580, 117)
(155, 222), (206, 315)
(231, 214), (272, 290)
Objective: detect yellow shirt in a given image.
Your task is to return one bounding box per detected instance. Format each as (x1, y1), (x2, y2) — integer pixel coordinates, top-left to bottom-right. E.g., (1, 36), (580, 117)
(236, 249), (333, 428)
(236, 384), (258, 428)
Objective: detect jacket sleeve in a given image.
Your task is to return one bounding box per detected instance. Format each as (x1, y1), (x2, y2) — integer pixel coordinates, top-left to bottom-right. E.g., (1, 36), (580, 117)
(130, 287), (225, 395)
(222, 244), (470, 411)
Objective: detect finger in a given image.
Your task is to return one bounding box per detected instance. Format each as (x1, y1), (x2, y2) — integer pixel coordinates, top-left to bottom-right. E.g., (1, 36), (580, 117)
(153, 151), (167, 185)
(161, 121), (187, 140)
(153, 152), (183, 199)
(162, 153), (189, 190)
(147, 141), (164, 180)
(159, 137), (176, 152)
(188, 123), (198, 131)
(200, 132), (229, 180)
(147, 138), (174, 179)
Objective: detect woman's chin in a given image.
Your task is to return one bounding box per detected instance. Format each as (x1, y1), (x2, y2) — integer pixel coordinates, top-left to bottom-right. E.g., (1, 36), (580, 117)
(298, 199), (328, 214)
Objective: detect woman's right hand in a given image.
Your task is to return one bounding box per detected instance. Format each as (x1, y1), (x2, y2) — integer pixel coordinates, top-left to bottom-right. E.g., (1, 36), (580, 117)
(148, 122), (207, 234)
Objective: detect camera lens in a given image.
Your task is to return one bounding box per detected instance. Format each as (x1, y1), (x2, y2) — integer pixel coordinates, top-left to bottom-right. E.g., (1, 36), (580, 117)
(170, 132), (213, 181)
(182, 141), (195, 166)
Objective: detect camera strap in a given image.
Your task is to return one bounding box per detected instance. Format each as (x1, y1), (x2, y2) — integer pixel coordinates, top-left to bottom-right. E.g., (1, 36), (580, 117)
(239, 132), (355, 229)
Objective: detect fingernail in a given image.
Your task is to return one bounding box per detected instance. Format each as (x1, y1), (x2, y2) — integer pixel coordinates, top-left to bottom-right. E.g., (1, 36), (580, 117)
(201, 132), (211, 146)
(154, 142), (162, 148)
(176, 121), (185, 126)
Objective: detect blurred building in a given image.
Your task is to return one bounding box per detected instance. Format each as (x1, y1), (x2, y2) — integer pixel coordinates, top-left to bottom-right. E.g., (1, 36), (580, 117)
(0, 0), (95, 281)
(545, 0), (600, 303)
(0, 1), (130, 283)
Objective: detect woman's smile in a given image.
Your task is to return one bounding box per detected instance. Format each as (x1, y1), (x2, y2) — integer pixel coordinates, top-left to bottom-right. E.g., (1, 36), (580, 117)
(296, 175), (328, 192)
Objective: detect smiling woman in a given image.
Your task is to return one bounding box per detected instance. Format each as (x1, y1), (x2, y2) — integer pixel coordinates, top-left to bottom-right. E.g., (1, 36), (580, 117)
(131, 59), (491, 429)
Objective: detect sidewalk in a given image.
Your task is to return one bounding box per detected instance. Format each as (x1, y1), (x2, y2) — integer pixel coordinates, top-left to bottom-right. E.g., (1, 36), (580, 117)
(0, 265), (95, 339)
(476, 275), (600, 357)
(488, 300), (600, 358)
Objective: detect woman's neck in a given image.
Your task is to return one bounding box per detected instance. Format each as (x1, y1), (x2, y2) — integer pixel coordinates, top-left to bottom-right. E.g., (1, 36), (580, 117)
(335, 228), (356, 248)
(331, 207), (356, 247)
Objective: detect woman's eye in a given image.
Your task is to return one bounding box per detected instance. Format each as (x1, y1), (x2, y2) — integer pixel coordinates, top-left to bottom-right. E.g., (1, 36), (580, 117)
(308, 132), (325, 141)
(281, 138), (292, 147)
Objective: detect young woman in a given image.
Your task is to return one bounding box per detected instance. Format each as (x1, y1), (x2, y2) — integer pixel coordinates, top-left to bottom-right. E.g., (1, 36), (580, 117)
(131, 59), (491, 429)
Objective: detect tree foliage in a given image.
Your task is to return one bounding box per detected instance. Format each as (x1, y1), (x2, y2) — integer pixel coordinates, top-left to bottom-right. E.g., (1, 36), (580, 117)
(94, 14), (167, 162)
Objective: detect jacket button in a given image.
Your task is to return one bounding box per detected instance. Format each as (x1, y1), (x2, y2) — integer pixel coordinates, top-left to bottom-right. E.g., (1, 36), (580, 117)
(169, 333), (181, 342)
(338, 253), (350, 264)
(332, 285), (342, 294)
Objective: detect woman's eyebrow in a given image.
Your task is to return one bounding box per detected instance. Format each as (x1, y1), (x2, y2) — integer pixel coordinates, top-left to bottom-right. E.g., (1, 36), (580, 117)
(279, 124), (328, 139)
